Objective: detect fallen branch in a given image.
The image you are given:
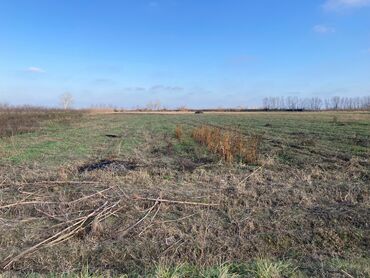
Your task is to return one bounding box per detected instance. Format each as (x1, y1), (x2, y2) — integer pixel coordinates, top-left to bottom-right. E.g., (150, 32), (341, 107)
(2, 202), (110, 270)
(0, 186), (116, 210)
(0, 201), (58, 210)
(118, 198), (159, 237)
(237, 165), (263, 186)
(134, 196), (218, 207)
(341, 270), (355, 278)
(68, 186), (116, 204)
(0, 180), (104, 189)
(1, 191), (218, 269)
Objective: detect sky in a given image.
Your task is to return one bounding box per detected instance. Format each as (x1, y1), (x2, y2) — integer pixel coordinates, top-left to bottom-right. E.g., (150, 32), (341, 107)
(0, 0), (370, 109)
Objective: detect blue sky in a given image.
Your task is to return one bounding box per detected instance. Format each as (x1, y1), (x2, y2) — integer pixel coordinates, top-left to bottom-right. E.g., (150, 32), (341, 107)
(0, 0), (369, 108)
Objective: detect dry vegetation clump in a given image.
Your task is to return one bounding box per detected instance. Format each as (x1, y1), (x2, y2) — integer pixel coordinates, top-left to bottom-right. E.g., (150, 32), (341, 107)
(174, 125), (183, 140)
(0, 107), (83, 137)
(192, 125), (262, 163)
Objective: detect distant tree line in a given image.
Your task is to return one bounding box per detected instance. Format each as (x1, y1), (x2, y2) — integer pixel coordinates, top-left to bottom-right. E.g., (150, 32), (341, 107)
(262, 96), (370, 111)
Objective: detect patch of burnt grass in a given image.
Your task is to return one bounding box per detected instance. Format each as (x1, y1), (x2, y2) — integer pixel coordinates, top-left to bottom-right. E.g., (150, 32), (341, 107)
(78, 159), (139, 173)
(105, 134), (121, 138)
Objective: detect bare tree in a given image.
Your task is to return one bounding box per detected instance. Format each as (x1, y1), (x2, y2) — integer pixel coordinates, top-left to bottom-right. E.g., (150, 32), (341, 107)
(153, 100), (161, 111)
(262, 96), (369, 110)
(177, 105), (188, 111)
(331, 96), (340, 110)
(146, 100), (161, 111)
(60, 93), (73, 110)
(262, 97), (269, 110)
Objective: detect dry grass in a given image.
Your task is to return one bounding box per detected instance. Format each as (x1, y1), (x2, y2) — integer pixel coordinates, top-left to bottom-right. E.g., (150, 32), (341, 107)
(0, 111), (368, 277)
(0, 107), (83, 137)
(192, 125), (262, 163)
(174, 125), (183, 140)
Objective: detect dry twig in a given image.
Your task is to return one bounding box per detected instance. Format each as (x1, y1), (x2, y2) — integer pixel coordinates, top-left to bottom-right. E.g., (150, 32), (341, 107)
(134, 196), (218, 207)
(2, 201), (112, 269)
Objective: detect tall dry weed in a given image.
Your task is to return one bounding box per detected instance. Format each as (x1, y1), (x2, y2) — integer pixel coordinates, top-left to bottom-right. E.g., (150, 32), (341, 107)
(175, 125), (183, 140)
(192, 125), (261, 164)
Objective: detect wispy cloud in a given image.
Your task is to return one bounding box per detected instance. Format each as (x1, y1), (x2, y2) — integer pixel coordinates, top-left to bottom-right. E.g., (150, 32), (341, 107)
(313, 24), (336, 34)
(25, 66), (45, 73)
(122, 87), (146, 92)
(323, 0), (370, 10)
(121, 85), (184, 93)
(150, 85), (183, 92)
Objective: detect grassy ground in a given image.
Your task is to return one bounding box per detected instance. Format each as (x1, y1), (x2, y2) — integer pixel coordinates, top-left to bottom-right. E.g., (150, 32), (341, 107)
(0, 111), (369, 277)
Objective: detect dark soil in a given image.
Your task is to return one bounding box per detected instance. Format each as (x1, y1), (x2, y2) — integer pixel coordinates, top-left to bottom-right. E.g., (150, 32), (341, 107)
(78, 159), (139, 173)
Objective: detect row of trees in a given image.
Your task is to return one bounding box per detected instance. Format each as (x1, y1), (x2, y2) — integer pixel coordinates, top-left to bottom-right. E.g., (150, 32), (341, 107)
(262, 96), (370, 111)
(3, 93), (370, 111)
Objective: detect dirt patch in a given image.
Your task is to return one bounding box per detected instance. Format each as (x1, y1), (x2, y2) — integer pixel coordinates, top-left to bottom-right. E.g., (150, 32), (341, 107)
(78, 159), (139, 173)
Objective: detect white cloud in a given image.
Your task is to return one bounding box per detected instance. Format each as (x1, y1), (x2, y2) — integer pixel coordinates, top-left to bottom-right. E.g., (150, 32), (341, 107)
(313, 25), (336, 34)
(26, 67), (45, 73)
(323, 0), (370, 10)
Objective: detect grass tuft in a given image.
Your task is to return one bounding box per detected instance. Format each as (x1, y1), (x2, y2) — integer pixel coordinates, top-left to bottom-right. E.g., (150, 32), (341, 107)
(250, 259), (297, 278)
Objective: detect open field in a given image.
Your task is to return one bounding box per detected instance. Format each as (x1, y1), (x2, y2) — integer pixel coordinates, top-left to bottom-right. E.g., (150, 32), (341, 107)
(0, 111), (369, 277)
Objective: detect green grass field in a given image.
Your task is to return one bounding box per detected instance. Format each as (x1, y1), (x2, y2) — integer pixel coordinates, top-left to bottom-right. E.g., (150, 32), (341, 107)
(0, 111), (369, 277)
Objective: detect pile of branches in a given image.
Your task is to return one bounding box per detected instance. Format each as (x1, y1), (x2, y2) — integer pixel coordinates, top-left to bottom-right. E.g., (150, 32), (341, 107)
(0, 180), (218, 270)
